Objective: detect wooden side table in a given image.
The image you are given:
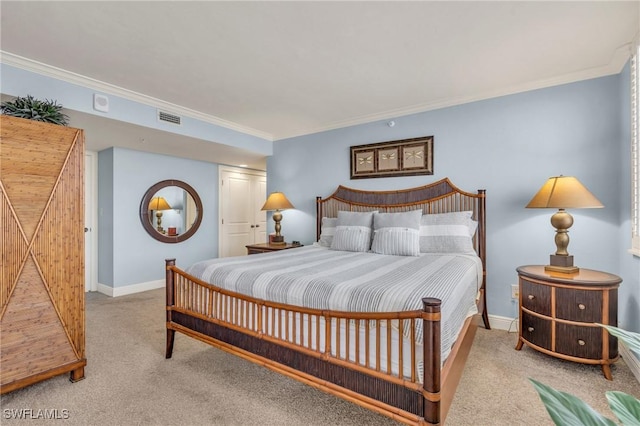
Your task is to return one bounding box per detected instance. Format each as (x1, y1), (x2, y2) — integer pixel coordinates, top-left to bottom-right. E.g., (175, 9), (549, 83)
(515, 265), (621, 380)
(246, 242), (302, 255)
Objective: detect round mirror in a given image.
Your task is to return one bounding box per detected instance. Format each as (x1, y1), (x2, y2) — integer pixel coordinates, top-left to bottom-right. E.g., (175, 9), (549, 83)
(139, 179), (203, 243)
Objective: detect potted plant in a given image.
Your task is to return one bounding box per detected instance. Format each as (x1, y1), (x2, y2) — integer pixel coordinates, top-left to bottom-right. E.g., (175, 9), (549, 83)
(1, 94), (69, 126)
(531, 325), (640, 425)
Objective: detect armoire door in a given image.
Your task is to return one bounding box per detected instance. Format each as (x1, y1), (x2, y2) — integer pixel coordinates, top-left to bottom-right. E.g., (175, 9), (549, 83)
(219, 167), (266, 257)
(1, 116), (86, 393)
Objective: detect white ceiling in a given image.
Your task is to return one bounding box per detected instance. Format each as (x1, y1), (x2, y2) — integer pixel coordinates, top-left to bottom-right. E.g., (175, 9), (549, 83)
(1, 1), (638, 167)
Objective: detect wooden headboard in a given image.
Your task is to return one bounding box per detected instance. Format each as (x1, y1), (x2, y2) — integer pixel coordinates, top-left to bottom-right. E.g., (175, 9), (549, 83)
(315, 177), (487, 270)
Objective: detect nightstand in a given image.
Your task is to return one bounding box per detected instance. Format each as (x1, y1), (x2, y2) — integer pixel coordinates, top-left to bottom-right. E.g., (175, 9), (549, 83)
(246, 242), (302, 255)
(515, 265), (622, 380)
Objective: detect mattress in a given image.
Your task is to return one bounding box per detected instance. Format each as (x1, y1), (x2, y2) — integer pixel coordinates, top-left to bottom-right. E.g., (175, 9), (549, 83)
(186, 245), (482, 378)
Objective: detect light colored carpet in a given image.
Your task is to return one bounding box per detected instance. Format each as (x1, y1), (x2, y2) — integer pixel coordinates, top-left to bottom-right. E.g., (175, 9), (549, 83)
(1, 289), (638, 425)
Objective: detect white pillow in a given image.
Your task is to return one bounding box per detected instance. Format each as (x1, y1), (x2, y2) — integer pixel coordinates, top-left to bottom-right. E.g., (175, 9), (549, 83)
(318, 217), (337, 247)
(330, 211), (375, 252)
(371, 210), (421, 256)
(419, 211), (476, 254)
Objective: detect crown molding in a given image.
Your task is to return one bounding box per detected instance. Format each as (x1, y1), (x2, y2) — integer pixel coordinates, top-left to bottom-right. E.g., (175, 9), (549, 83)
(0, 51), (274, 142)
(273, 43), (633, 141)
(2, 47), (631, 143)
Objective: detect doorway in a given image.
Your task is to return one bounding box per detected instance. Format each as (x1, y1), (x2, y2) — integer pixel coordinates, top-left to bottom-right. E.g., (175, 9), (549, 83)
(219, 166), (267, 257)
(85, 151), (98, 292)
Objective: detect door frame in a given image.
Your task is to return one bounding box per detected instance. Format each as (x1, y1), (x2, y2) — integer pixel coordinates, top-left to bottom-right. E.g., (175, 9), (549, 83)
(85, 151), (98, 292)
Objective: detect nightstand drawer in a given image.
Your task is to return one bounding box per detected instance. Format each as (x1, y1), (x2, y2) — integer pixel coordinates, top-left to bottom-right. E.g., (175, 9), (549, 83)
(521, 312), (551, 350)
(246, 243), (302, 255)
(555, 323), (603, 360)
(520, 279), (551, 316)
(247, 247), (270, 254)
(556, 288), (602, 323)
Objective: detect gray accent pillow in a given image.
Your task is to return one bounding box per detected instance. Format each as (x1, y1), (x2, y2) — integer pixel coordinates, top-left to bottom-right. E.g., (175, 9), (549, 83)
(371, 210), (422, 256)
(318, 217), (337, 247)
(419, 211), (476, 254)
(330, 211), (375, 252)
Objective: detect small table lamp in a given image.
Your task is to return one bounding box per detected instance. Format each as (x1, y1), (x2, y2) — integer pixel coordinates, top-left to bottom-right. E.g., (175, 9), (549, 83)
(261, 192), (294, 245)
(149, 196), (172, 233)
(526, 175), (603, 273)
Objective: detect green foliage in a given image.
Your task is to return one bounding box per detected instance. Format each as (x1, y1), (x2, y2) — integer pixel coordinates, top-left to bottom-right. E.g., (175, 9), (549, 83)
(607, 391), (640, 425)
(600, 324), (640, 354)
(1, 94), (69, 126)
(530, 378), (617, 426)
(531, 325), (640, 426)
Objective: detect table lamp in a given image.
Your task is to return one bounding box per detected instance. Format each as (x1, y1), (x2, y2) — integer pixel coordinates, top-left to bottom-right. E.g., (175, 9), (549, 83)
(261, 192), (294, 245)
(526, 175), (603, 273)
(149, 196), (172, 233)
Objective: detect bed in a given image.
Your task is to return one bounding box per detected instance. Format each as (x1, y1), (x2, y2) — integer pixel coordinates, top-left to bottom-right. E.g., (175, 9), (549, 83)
(165, 178), (489, 425)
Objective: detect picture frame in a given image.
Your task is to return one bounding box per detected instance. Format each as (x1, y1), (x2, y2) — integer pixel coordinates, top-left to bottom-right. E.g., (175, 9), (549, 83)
(350, 136), (433, 179)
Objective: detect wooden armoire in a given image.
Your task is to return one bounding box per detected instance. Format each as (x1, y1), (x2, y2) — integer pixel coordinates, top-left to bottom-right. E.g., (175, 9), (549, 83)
(0, 115), (86, 393)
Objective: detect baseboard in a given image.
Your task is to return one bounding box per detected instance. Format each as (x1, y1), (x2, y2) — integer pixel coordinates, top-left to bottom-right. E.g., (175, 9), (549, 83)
(620, 343), (640, 385)
(96, 280), (165, 297)
(488, 314), (518, 332)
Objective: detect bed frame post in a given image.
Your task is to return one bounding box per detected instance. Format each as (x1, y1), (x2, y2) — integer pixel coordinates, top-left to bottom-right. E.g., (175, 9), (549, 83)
(316, 196), (322, 241)
(165, 258), (176, 359)
(477, 189), (490, 330)
(422, 297), (442, 425)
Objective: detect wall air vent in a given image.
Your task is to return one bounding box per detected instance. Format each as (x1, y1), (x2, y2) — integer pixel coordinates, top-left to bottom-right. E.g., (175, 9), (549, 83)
(157, 110), (182, 126)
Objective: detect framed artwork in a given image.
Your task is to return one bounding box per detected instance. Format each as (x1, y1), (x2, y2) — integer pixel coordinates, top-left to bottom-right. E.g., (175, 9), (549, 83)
(350, 136), (433, 179)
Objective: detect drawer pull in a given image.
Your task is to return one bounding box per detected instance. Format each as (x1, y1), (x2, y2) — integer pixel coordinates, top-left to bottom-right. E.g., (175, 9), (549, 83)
(527, 295), (535, 300)
(578, 339), (586, 346)
(578, 303), (586, 310)
(527, 327), (534, 332)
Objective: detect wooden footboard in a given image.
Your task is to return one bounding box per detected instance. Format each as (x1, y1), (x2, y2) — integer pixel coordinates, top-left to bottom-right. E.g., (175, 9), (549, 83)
(165, 259), (479, 425)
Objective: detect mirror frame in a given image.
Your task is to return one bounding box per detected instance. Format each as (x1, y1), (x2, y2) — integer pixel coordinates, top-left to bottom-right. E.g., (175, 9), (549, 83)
(139, 179), (203, 243)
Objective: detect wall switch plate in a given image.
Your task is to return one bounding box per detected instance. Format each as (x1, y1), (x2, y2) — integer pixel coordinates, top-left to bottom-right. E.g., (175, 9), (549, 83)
(511, 284), (519, 299)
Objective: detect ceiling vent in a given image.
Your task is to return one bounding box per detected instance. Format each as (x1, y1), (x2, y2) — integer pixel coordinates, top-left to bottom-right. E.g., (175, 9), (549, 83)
(157, 110), (182, 126)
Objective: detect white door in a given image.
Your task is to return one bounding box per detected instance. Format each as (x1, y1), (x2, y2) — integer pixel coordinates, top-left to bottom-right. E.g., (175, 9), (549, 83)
(84, 151), (98, 292)
(253, 176), (268, 243)
(219, 167), (267, 257)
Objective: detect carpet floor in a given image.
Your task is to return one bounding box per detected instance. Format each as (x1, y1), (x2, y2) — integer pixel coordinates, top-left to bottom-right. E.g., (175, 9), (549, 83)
(1, 288), (638, 425)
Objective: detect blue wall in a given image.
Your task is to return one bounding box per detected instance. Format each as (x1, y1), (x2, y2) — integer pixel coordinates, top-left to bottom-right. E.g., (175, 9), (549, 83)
(617, 63), (640, 335)
(2, 60), (637, 332)
(1, 63), (267, 291)
(97, 149), (114, 285)
(268, 72), (639, 331)
(99, 147), (218, 288)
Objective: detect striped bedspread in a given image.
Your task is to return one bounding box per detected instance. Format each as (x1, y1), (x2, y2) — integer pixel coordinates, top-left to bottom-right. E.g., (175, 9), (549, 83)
(186, 245), (482, 352)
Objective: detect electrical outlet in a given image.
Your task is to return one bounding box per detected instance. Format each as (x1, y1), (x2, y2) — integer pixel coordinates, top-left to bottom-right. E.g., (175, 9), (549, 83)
(511, 284), (519, 299)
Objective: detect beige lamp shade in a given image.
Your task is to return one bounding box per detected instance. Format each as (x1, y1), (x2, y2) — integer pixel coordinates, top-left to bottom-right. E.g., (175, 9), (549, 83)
(149, 196), (172, 211)
(526, 176), (603, 209)
(261, 192), (295, 211)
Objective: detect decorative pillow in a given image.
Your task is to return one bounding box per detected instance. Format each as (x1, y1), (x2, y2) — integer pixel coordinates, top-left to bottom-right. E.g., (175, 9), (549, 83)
(419, 211), (476, 254)
(330, 211), (375, 252)
(318, 217), (337, 247)
(468, 219), (479, 238)
(371, 210), (422, 256)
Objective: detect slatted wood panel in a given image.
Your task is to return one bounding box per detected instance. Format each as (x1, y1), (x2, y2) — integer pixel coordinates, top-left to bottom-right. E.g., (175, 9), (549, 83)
(0, 115), (86, 393)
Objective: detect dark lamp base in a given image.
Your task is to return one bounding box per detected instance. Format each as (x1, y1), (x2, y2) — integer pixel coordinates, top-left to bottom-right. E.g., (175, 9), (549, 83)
(271, 235), (285, 245)
(545, 254), (579, 274)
